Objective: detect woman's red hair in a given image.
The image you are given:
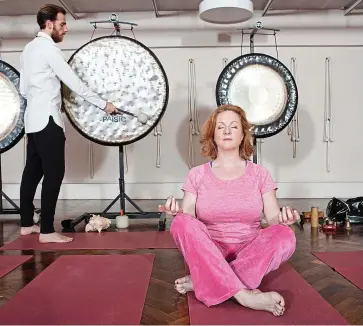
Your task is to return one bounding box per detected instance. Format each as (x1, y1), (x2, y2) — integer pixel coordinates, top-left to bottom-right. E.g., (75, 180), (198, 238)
(200, 104), (254, 160)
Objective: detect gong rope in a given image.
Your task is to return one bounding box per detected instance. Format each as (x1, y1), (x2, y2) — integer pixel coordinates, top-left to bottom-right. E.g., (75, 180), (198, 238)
(87, 29), (97, 177)
(187, 59), (201, 169)
(287, 57), (300, 158)
(223, 57), (228, 68)
(88, 141), (94, 178)
(153, 122), (162, 168)
(324, 57), (333, 172)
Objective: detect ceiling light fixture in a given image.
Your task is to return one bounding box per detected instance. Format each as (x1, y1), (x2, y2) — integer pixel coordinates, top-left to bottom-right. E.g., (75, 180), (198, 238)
(199, 0), (254, 24)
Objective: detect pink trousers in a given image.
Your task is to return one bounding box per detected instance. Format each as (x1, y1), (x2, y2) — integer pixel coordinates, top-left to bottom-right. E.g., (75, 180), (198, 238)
(170, 213), (296, 307)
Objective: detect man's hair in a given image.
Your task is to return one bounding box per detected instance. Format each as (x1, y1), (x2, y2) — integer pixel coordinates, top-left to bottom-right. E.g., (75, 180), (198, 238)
(37, 4), (66, 29)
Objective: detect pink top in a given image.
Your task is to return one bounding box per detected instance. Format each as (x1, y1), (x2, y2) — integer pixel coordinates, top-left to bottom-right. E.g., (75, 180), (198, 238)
(182, 161), (277, 244)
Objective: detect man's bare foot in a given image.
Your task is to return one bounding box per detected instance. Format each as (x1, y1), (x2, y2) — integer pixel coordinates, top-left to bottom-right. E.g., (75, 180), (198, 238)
(234, 289), (285, 317)
(21, 225), (40, 235)
(174, 275), (194, 294)
(39, 232), (73, 243)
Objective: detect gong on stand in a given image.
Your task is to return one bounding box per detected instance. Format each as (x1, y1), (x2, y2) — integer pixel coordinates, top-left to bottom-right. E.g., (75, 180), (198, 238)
(0, 60), (27, 215)
(216, 22), (298, 163)
(60, 17), (169, 232)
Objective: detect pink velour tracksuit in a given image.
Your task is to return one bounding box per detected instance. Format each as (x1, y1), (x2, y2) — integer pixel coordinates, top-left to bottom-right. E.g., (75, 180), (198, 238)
(170, 161), (296, 307)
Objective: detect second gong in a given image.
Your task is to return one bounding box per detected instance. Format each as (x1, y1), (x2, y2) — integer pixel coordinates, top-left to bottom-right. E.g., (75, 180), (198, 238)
(216, 53), (298, 138)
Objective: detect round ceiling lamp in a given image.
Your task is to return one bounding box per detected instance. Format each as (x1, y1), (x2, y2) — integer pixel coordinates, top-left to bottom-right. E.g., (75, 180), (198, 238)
(199, 0), (253, 24)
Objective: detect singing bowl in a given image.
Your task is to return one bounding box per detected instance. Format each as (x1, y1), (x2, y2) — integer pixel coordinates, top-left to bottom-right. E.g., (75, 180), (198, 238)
(61, 35), (169, 146)
(0, 60), (26, 154)
(216, 53), (298, 138)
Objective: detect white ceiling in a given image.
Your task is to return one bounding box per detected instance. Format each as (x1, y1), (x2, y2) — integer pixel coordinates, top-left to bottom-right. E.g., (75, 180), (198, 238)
(0, 0), (362, 17)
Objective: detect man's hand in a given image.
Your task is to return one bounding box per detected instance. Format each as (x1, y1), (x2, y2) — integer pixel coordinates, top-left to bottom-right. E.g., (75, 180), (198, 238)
(104, 102), (117, 114)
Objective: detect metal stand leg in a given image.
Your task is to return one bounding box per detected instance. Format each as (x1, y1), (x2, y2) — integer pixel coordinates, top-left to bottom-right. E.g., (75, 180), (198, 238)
(61, 21), (166, 232)
(0, 154), (20, 215)
(61, 145), (165, 232)
(253, 138), (258, 164)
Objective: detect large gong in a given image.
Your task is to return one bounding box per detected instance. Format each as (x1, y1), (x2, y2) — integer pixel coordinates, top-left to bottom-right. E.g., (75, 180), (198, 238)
(216, 53), (298, 138)
(0, 60), (26, 154)
(62, 35), (169, 146)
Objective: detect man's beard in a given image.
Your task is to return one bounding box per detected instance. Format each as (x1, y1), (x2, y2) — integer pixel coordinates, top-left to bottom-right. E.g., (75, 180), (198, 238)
(51, 28), (63, 43)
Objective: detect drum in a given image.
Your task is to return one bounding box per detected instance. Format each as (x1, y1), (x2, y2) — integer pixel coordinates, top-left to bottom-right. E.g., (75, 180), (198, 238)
(62, 35), (169, 146)
(216, 53), (298, 138)
(0, 60), (26, 154)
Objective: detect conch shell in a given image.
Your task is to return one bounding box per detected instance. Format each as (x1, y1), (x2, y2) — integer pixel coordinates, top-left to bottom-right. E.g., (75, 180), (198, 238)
(85, 214), (111, 233)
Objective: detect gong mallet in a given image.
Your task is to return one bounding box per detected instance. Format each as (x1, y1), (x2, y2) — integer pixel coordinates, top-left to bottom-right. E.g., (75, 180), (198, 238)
(113, 107), (149, 124)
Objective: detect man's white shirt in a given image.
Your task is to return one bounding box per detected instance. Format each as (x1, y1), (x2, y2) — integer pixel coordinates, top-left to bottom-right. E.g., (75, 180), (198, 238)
(20, 31), (107, 133)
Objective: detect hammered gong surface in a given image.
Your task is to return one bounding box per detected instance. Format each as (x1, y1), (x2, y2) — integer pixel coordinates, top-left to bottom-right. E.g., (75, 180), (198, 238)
(0, 60), (26, 154)
(216, 53), (298, 138)
(62, 35), (169, 145)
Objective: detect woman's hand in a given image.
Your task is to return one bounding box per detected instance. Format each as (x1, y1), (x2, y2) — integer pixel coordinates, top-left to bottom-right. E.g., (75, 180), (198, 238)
(278, 207), (300, 225)
(158, 195), (183, 216)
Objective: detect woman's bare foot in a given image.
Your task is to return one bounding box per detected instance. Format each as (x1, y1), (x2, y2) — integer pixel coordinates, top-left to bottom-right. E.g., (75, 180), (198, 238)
(234, 289), (285, 317)
(39, 232), (73, 243)
(174, 275), (194, 294)
(21, 225), (40, 235)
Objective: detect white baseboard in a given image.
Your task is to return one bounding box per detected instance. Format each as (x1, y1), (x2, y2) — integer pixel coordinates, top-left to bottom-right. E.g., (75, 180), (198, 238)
(2, 182), (363, 200)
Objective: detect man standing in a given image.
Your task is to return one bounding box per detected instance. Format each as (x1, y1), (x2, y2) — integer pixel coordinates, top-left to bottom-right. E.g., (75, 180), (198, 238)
(19, 4), (117, 243)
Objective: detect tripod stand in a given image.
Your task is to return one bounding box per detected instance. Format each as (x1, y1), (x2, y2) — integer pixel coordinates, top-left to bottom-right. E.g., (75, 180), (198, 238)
(0, 153), (20, 215)
(61, 145), (166, 232)
(61, 15), (167, 232)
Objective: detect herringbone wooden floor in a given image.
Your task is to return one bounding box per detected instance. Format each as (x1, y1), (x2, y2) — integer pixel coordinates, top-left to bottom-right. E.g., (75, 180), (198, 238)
(0, 199), (363, 325)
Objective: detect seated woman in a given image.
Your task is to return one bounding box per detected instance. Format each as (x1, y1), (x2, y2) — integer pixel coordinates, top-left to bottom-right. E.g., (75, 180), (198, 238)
(159, 104), (300, 317)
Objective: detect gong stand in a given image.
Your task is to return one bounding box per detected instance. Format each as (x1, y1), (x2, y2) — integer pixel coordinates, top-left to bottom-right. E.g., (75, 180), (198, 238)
(61, 17), (166, 232)
(0, 59), (23, 215)
(64, 145), (164, 231)
(0, 153), (20, 214)
(239, 23), (280, 164)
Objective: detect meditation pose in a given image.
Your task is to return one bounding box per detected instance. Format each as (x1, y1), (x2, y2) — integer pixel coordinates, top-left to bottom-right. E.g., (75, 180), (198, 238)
(159, 104), (299, 317)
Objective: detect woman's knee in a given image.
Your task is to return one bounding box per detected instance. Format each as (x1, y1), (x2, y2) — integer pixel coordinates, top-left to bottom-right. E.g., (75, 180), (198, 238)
(268, 224), (296, 254)
(170, 213), (200, 237)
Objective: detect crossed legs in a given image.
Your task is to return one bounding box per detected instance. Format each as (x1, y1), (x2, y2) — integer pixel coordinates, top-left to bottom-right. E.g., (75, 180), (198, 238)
(170, 213), (296, 316)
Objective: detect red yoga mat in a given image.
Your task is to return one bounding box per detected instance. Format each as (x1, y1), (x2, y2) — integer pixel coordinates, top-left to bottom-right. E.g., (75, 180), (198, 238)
(0, 254), (154, 325)
(0, 255), (33, 278)
(312, 251), (363, 290)
(0, 231), (176, 251)
(188, 263), (348, 325)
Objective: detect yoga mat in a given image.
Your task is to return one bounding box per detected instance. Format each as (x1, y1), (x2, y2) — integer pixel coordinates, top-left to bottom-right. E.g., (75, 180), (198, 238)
(312, 251), (363, 290)
(188, 263), (348, 325)
(0, 255), (33, 278)
(0, 254), (154, 325)
(0, 231), (176, 250)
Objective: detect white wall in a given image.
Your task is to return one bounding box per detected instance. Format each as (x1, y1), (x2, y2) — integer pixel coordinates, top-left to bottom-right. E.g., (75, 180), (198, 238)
(1, 10), (363, 199)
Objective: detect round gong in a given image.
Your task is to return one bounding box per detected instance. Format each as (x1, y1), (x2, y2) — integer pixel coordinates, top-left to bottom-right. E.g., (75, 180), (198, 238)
(0, 60), (26, 154)
(216, 53), (298, 138)
(62, 35), (169, 146)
